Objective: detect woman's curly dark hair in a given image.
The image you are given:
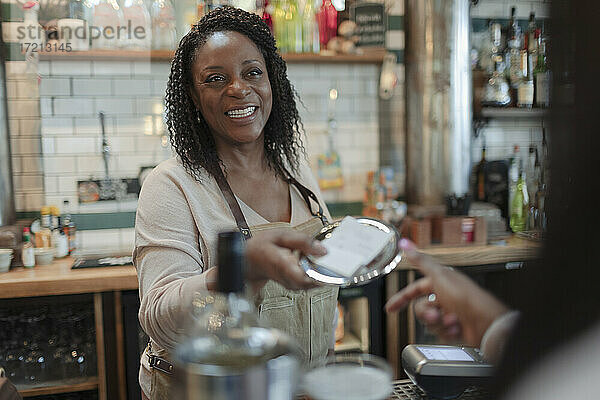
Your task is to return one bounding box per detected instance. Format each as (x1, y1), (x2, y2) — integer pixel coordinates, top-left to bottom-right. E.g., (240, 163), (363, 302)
(165, 6), (305, 180)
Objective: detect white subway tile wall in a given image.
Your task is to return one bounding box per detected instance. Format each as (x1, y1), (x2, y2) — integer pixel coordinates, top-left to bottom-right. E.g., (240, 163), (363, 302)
(8, 59), (380, 232)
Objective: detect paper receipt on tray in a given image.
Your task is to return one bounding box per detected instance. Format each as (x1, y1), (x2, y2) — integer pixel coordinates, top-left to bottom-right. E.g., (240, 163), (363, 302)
(310, 216), (393, 277)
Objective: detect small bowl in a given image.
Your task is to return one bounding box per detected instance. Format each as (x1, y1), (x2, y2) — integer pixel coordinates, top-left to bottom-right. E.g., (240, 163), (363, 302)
(301, 353), (393, 400)
(34, 247), (55, 265)
(0, 249), (13, 272)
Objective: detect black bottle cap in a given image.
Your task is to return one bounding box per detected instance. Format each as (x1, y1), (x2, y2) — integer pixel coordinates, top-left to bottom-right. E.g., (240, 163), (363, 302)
(217, 231), (246, 293)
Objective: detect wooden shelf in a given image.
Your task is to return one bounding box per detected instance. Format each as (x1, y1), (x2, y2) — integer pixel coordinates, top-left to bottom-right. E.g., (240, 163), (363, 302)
(18, 376), (99, 397)
(39, 49), (385, 64)
(479, 107), (549, 118)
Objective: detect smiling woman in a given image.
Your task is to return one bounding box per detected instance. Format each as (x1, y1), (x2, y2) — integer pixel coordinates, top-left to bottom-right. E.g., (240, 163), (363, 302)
(134, 6), (339, 400)
(189, 31), (273, 150)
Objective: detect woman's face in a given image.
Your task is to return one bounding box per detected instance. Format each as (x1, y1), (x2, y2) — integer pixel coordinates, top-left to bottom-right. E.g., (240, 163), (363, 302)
(190, 31), (273, 146)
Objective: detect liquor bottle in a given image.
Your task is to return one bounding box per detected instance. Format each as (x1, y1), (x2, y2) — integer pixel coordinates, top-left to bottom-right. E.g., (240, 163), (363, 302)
(504, 7), (522, 100)
(180, 231), (262, 362)
(509, 160), (528, 232)
(534, 31), (550, 108)
(316, 0), (337, 49)
(508, 145), (520, 219)
(526, 12), (538, 71)
(517, 53), (534, 108)
(473, 145), (488, 202)
(302, 0), (319, 53)
(22, 228), (35, 268)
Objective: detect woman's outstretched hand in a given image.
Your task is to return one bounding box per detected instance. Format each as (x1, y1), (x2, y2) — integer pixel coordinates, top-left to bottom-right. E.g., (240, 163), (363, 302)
(245, 229), (326, 291)
(386, 239), (509, 347)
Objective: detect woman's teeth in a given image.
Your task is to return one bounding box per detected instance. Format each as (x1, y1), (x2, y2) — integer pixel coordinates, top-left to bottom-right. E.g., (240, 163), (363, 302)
(226, 106), (256, 118)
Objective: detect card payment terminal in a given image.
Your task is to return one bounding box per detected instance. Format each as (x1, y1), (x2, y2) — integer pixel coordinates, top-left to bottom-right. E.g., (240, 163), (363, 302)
(402, 345), (494, 399)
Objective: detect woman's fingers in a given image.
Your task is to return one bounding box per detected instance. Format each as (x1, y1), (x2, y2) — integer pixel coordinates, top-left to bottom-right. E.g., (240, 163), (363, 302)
(246, 236), (319, 290)
(270, 229), (328, 256)
(385, 277), (433, 313)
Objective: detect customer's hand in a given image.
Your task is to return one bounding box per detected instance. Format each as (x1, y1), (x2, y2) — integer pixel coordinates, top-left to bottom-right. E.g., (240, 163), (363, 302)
(245, 229), (326, 291)
(386, 239), (509, 347)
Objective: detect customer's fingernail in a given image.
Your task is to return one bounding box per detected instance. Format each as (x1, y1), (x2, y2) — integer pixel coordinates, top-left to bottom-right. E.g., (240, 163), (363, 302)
(399, 238), (417, 255)
(312, 242), (327, 255)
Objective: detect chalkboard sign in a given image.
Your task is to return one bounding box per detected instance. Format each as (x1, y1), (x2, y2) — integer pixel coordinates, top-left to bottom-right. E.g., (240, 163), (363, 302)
(351, 2), (386, 47)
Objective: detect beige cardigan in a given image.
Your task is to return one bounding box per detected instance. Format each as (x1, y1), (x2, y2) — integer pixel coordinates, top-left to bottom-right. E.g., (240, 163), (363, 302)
(134, 157), (331, 395)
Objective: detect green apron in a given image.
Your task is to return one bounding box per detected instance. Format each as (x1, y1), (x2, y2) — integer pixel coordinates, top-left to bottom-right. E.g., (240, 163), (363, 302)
(143, 169), (338, 400)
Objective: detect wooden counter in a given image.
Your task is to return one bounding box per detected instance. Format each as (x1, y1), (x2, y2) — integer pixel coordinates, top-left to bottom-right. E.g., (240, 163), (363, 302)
(0, 236), (541, 300)
(398, 236), (542, 269)
(0, 256), (138, 299)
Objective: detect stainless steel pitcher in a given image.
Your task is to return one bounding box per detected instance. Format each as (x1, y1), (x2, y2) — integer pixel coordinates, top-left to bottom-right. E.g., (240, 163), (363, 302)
(172, 327), (302, 400)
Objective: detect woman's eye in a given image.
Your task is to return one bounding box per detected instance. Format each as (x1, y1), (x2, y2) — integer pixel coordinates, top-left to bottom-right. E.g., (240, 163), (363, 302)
(205, 75), (225, 83)
(248, 69), (263, 77)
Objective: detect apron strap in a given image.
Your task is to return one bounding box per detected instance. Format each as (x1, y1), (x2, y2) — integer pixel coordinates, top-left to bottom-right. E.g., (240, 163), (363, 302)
(214, 166), (253, 240)
(214, 165), (329, 240)
(283, 169), (329, 226)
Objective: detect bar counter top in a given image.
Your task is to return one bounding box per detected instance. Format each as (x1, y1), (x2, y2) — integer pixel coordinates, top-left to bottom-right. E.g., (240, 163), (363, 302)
(398, 236), (542, 269)
(0, 256), (138, 299)
(0, 236), (541, 299)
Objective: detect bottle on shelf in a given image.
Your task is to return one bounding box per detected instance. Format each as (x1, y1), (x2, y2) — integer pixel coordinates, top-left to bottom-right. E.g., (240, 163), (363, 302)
(92, 0), (124, 49)
(302, 0), (319, 53)
(272, 0), (288, 52)
(316, 0), (337, 49)
(473, 144), (488, 202)
(482, 59), (511, 107)
(285, 0), (303, 53)
(504, 6), (522, 101)
(508, 145), (520, 219)
(533, 30), (551, 108)
(50, 205), (62, 255)
(517, 50), (534, 108)
(151, 0), (177, 50)
(36, 206), (52, 248)
(526, 12), (538, 72)
(509, 159), (528, 233)
(22, 228), (35, 268)
(122, 0), (152, 50)
(62, 200), (78, 255)
(260, 0), (274, 31)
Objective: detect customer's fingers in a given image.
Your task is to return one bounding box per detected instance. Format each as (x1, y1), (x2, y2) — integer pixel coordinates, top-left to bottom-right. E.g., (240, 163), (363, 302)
(385, 277), (433, 313)
(399, 238), (446, 276)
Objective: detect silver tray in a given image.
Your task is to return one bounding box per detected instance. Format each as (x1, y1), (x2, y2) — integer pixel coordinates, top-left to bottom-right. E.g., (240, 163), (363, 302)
(299, 217), (402, 287)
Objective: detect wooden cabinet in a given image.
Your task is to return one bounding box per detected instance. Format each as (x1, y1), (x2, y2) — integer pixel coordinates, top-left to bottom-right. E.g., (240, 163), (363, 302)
(0, 257), (138, 399)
